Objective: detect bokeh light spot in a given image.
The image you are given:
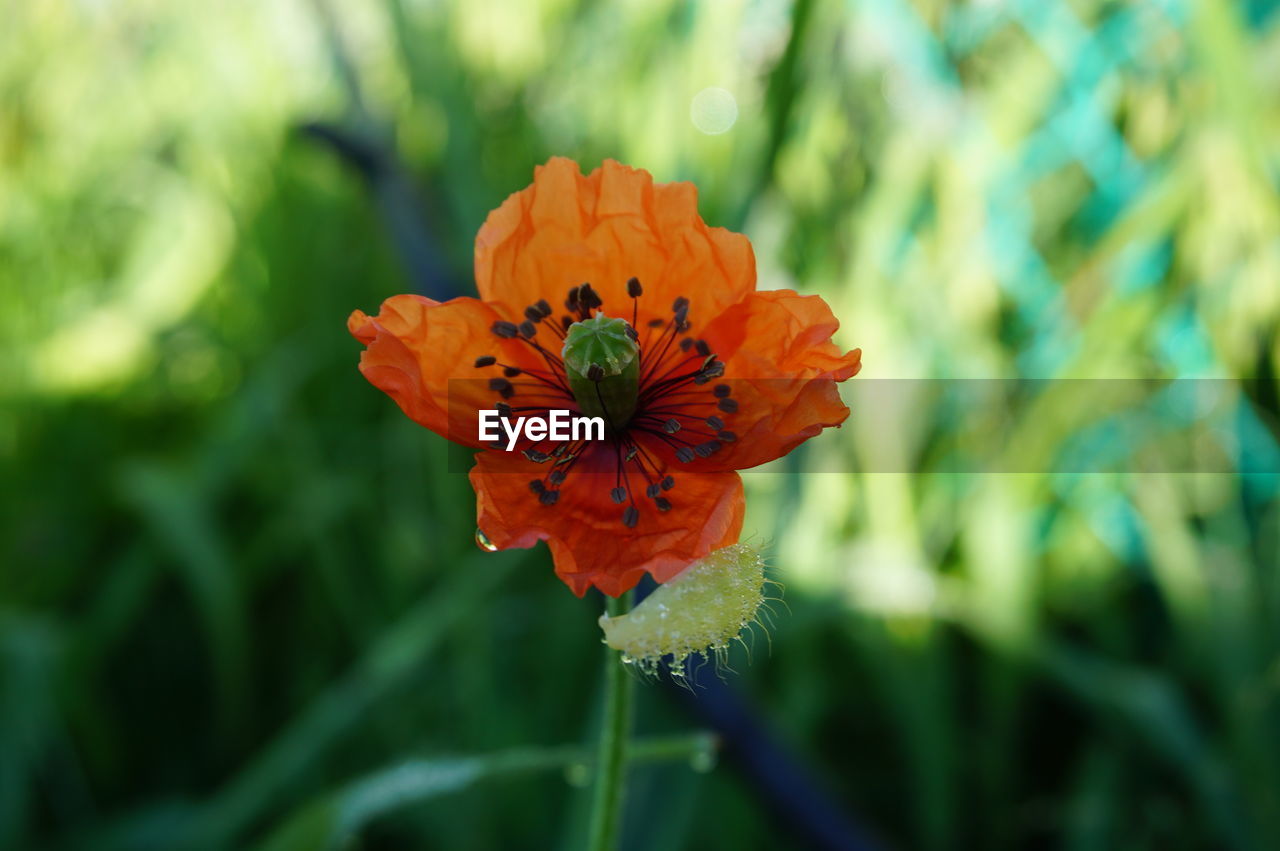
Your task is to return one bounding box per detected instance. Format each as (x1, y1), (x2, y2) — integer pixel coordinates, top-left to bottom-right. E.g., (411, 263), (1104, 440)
(690, 87), (738, 135)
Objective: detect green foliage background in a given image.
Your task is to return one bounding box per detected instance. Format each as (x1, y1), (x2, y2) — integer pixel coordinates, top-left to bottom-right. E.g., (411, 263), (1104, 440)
(4, 0), (1280, 848)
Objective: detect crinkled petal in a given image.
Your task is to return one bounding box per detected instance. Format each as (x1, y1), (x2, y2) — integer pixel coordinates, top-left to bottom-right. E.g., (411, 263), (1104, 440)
(348, 295), (547, 447)
(470, 444), (745, 597)
(688, 289), (862, 471)
(475, 157), (755, 327)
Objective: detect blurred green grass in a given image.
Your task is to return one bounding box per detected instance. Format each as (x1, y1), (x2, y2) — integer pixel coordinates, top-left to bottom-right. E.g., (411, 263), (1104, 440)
(3, 0), (1280, 849)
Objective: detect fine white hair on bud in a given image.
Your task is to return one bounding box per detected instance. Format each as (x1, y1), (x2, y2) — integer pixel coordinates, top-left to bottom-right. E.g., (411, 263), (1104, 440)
(598, 543), (771, 678)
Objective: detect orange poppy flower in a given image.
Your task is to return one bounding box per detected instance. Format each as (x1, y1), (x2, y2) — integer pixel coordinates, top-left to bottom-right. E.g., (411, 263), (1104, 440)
(348, 158), (861, 597)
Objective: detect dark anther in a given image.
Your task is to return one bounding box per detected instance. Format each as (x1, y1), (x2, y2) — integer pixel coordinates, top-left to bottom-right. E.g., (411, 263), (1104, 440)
(645, 483), (661, 498)
(529, 480), (545, 494)
(503, 366), (522, 377)
(535, 298), (553, 317)
(587, 364), (605, 382)
(695, 340), (711, 357)
(561, 316), (574, 330)
(654, 497), (672, 512)
(660, 475), (675, 491)
(519, 320), (537, 339)
(565, 286), (581, 310)
(625, 325), (639, 342)
(706, 416), (724, 430)
(549, 470), (567, 485)
(524, 449), (550, 462)
(694, 440), (722, 458)
(672, 296), (690, 312)
(717, 397), (738, 413)
(717, 430), (737, 442)
(539, 489), (560, 506)
(694, 362), (724, 385)
(622, 506), (639, 527)
(627, 277), (643, 297)
(713, 384), (732, 398)
(474, 355), (497, 367)
(648, 318), (665, 328)
(496, 402), (513, 418)
(679, 338), (694, 352)
(580, 283), (603, 310)
(524, 305), (544, 323)
(610, 487), (627, 504)
(489, 378), (515, 398)
(492, 321), (519, 338)
(674, 305), (689, 328)
(663, 418), (681, 434)
(675, 447), (695, 463)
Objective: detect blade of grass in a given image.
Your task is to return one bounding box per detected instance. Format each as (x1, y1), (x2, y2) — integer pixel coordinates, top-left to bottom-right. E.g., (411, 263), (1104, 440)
(169, 550), (528, 849)
(255, 733), (717, 851)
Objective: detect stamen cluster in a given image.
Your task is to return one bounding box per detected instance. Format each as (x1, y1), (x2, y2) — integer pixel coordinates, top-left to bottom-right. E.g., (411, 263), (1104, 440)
(471, 278), (738, 528)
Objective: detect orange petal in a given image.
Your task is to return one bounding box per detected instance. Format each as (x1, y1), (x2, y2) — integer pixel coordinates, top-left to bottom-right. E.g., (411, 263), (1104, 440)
(470, 444), (745, 597)
(348, 295), (549, 447)
(475, 158), (755, 327)
(690, 289), (862, 470)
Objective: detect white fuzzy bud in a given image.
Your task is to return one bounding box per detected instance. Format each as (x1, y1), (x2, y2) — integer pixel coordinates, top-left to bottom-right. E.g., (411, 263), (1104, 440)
(598, 543), (769, 677)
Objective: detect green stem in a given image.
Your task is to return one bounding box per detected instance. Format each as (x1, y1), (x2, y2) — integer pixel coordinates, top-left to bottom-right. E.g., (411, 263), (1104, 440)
(587, 591), (635, 851)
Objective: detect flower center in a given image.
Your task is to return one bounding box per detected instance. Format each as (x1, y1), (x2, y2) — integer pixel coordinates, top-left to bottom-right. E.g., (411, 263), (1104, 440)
(561, 314), (640, 427)
(473, 277), (737, 528)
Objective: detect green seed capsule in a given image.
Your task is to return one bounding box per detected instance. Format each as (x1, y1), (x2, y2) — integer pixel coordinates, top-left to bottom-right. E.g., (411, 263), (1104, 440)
(562, 314), (640, 427)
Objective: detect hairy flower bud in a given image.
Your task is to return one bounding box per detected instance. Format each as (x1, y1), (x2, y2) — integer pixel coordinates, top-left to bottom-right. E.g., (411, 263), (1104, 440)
(598, 543), (768, 677)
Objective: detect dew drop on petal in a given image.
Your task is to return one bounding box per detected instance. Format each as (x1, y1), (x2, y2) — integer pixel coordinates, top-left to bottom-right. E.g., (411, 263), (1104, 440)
(475, 528), (499, 552)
